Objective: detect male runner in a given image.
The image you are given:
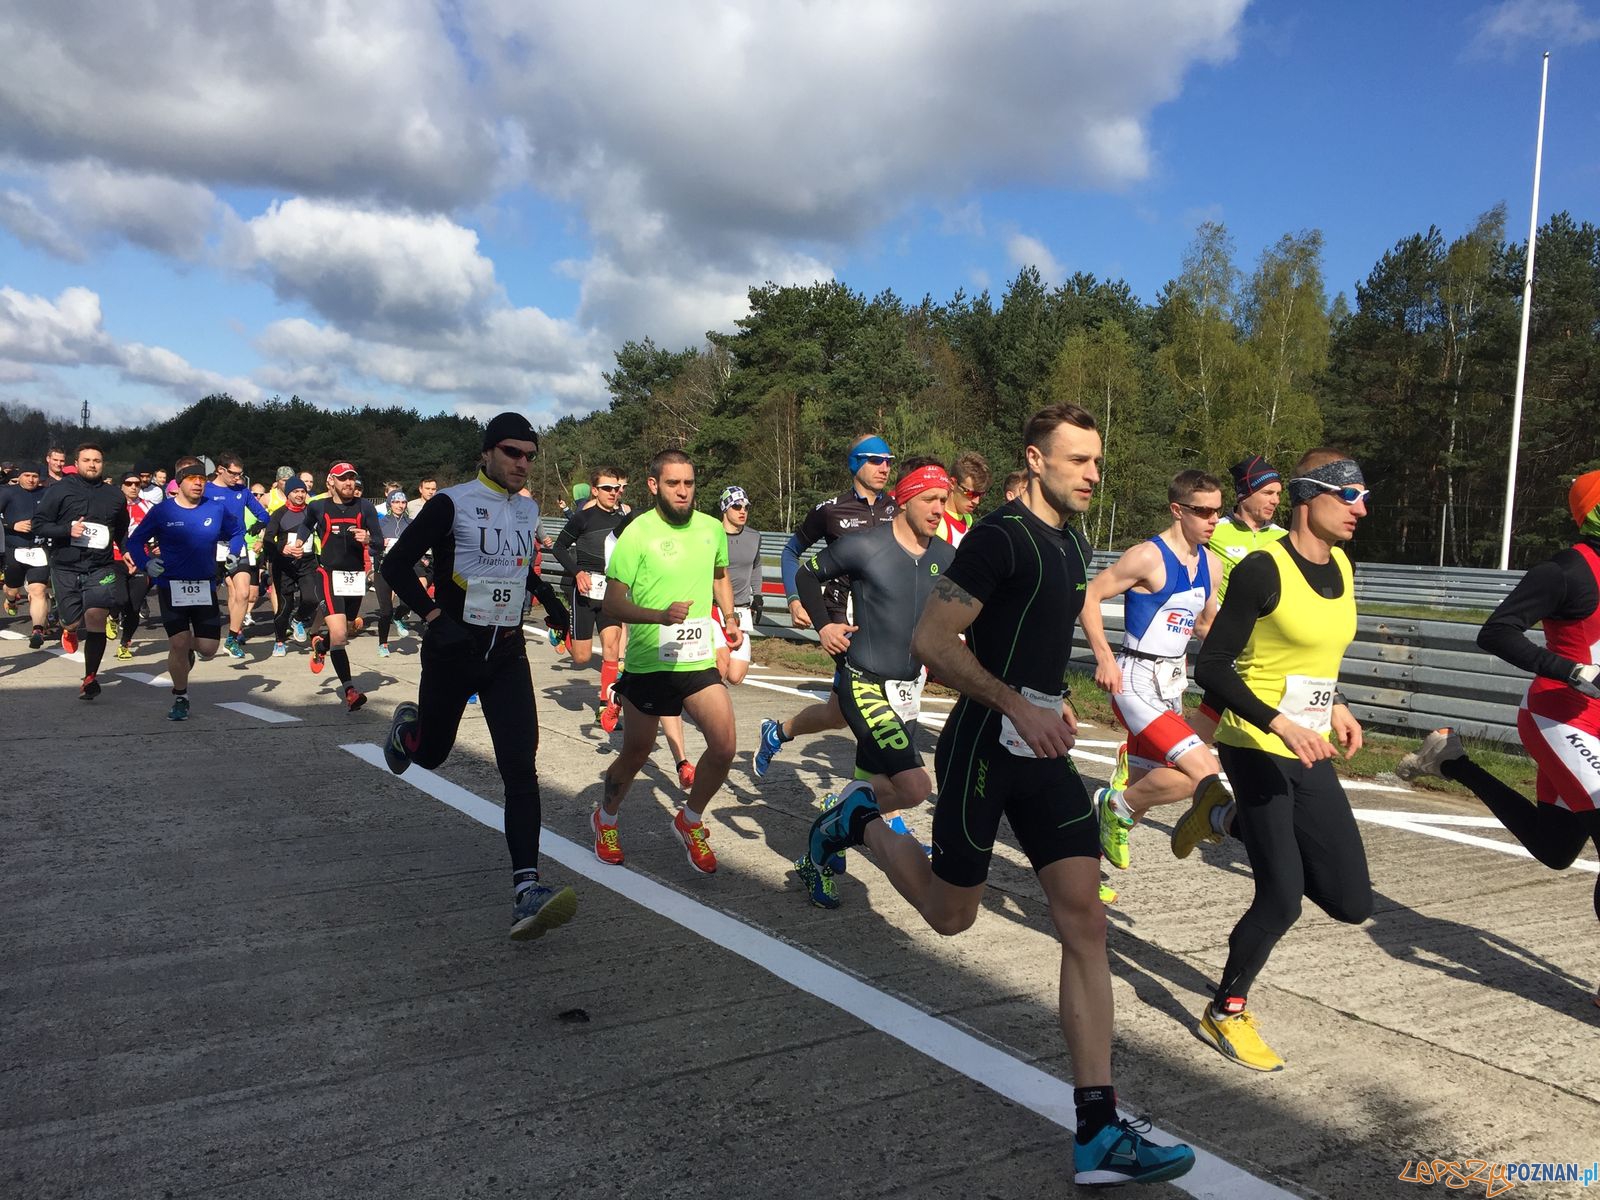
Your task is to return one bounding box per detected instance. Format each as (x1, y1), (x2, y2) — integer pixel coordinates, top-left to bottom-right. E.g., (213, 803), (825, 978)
(44, 447), (65, 484)
(381, 412), (575, 941)
(115, 470), (156, 659)
(207, 452), (271, 657)
(32, 444), (130, 699)
(791, 458), (956, 907)
(1001, 469), (1028, 503)
(136, 463), (163, 507)
(805, 404), (1196, 1186)
(303, 462), (382, 710)
(264, 477), (321, 657)
(593, 449), (742, 874)
(712, 484), (762, 686)
(0, 463), (50, 647)
(933, 450), (990, 546)
(374, 488), (416, 656)
(406, 476), (438, 519)
(754, 434), (898, 776)
(128, 462), (242, 720)
(1189, 449), (1374, 1072)
(1397, 471), (1600, 1005)
(550, 464), (628, 727)
(1080, 470), (1225, 873)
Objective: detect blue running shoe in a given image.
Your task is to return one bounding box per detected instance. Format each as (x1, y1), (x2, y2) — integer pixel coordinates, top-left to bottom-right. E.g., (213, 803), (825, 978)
(467, 693), (479, 705)
(1073, 1117), (1196, 1187)
(166, 695), (190, 722)
(807, 780), (879, 870)
(292, 620), (307, 643)
(816, 793), (846, 874)
(751, 717), (786, 778)
(793, 856), (840, 909)
(884, 814), (912, 837)
(377, 643), (391, 657)
(509, 882), (578, 942)
(392, 618), (408, 637)
(223, 633), (245, 659)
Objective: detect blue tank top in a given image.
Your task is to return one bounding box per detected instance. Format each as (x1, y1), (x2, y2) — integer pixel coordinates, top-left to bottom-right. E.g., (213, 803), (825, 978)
(1122, 536), (1212, 658)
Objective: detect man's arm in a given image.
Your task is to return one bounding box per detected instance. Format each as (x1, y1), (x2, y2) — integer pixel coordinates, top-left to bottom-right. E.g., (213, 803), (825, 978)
(550, 512), (584, 577)
(713, 567), (741, 650)
(602, 579), (685, 627)
(1080, 541), (1158, 691)
(382, 496), (451, 618)
(1477, 554), (1590, 682)
(31, 484), (70, 542)
(1192, 547), (1225, 641)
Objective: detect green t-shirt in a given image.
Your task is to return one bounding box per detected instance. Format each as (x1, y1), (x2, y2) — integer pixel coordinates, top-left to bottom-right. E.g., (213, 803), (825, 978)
(608, 508), (729, 674)
(1208, 515), (1287, 599)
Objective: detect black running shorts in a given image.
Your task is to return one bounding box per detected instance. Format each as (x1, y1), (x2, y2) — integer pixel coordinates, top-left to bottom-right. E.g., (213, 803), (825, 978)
(835, 662), (923, 780)
(612, 667), (723, 718)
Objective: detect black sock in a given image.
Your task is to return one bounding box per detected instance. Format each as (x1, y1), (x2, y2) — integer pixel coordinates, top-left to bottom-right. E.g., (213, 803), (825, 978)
(847, 804), (881, 847)
(82, 631), (107, 675)
(331, 647), (351, 684)
(513, 868), (539, 897)
(1074, 1086), (1118, 1143)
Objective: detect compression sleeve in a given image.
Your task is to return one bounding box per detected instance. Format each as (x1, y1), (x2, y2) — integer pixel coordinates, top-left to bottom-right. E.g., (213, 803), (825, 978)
(382, 494), (453, 617)
(1477, 552), (1595, 682)
(795, 544), (845, 630)
(1194, 550), (1284, 734)
(244, 491), (271, 525)
(551, 512), (583, 576)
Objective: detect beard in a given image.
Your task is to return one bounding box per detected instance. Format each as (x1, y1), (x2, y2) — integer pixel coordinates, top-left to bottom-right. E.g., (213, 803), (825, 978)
(656, 491), (694, 525)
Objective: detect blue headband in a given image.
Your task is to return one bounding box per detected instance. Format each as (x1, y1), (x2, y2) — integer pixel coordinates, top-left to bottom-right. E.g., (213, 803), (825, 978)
(848, 436), (893, 473)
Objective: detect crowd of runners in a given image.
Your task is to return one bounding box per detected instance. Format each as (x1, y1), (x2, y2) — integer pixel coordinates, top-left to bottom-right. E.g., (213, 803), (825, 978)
(4, 402), (1598, 1189)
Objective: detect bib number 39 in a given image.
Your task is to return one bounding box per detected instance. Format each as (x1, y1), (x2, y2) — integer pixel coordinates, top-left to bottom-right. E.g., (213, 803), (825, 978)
(1279, 675), (1336, 735)
(659, 619), (712, 664)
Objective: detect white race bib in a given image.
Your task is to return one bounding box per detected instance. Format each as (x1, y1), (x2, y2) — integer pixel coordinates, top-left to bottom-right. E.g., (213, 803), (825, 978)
(1155, 657), (1189, 702)
(170, 579), (210, 608)
(659, 618), (713, 664)
(287, 532), (301, 547)
(999, 686), (1066, 759)
(247, 546), (258, 566)
(735, 605), (753, 633)
(384, 537), (398, 551)
(14, 547), (46, 566)
(1279, 675), (1336, 734)
(215, 542), (229, 562)
(463, 577), (525, 627)
(585, 574), (608, 601)
(331, 569), (366, 597)
(887, 674), (925, 724)
(74, 521), (110, 550)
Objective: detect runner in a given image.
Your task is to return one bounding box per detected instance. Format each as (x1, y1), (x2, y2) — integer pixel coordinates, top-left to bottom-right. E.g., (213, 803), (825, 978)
(1080, 470), (1225, 874)
(44, 447), (65, 484)
(804, 404), (1195, 1186)
(754, 434), (898, 776)
(550, 465), (628, 727)
(592, 449), (741, 874)
(380, 412), (575, 941)
(933, 450), (990, 546)
(303, 462), (383, 711)
(127, 462), (242, 720)
(1001, 469), (1027, 503)
(1210, 455), (1287, 599)
(203, 452), (271, 658)
(712, 484), (761, 686)
(32, 444), (130, 699)
(115, 470), (155, 659)
(0, 462), (50, 647)
(1397, 471), (1600, 1006)
(263, 477), (321, 657)
(374, 488), (416, 656)
(791, 457), (956, 907)
(1189, 448), (1374, 1072)
(405, 476), (438, 519)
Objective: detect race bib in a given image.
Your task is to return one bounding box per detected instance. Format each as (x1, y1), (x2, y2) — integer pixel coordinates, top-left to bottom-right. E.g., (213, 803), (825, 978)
(74, 521), (110, 550)
(887, 674), (925, 724)
(14, 547), (46, 566)
(586, 574), (608, 601)
(384, 537), (397, 551)
(998, 686), (1066, 758)
(215, 542), (230, 562)
(170, 579), (210, 607)
(1279, 675), (1336, 734)
(463, 577), (525, 627)
(1155, 657), (1189, 703)
(287, 532), (301, 547)
(659, 618), (713, 664)
(331, 569), (366, 597)
(247, 547), (258, 566)
(735, 605), (753, 633)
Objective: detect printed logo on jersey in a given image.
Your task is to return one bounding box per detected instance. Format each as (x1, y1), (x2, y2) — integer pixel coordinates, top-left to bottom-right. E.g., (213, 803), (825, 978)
(477, 525), (536, 565)
(203, 517), (213, 527)
(475, 507), (488, 519)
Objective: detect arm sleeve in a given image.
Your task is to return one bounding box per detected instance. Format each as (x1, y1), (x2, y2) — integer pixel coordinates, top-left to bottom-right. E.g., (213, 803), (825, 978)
(245, 492), (271, 524)
(31, 486), (69, 542)
(942, 522), (1013, 607)
(781, 504), (827, 599)
(796, 543), (847, 629)
(1194, 551), (1283, 733)
(1477, 554), (1592, 681)
(550, 513), (584, 575)
(263, 510), (285, 554)
(382, 495), (452, 616)
(225, 508), (245, 557)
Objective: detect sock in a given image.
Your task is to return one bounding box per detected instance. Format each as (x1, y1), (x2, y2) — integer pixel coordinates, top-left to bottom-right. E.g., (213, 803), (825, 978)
(847, 801), (881, 846)
(82, 630), (107, 675)
(229, 626), (241, 640)
(777, 722), (793, 743)
(677, 758), (691, 771)
(1074, 1086), (1118, 1143)
(171, 688), (187, 699)
(512, 868), (540, 897)
(1211, 994), (1246, 1020)
(596, 807), (618, 827)
(1107, 789), (1135, 823)
(600, 659), (619, 704)
(1210, 800), (1235, 836)
(679, 806), (703, 827)
(331, 647), (351, 684)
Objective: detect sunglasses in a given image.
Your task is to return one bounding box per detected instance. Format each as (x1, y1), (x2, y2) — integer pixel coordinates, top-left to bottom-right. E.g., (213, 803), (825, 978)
(121, 480), (140, 487)
(1178, 503), (1224, 519)
(962, 488), (984, 503)
(858, 455), (892, 467)
(726, 502), (749, 511)
(594, 483), (623, 493)
(1292, 478), (1371, 505)
(251, 490), (267, 497)
(495, 443), (535, 462)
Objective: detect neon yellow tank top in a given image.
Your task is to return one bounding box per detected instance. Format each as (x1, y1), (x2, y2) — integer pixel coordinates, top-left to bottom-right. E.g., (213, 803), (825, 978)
(1215, 539), (1355, 758)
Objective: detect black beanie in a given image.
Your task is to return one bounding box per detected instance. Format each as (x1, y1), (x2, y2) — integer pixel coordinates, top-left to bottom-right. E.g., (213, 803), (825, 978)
(1229, 455), (1281, 499)
(482, 412), (539, 451)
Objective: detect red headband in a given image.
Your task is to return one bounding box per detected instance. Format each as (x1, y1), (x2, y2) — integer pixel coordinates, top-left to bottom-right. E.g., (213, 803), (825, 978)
(894, 465), (952, 506)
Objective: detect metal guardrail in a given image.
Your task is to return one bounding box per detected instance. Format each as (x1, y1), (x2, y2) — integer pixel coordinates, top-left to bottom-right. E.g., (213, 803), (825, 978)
(534, 518), (1534, 745)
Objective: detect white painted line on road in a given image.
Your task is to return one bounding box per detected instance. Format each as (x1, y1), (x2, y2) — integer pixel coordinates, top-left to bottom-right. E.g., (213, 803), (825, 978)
(1, 626), (86, 663)
(124, 672), (174, 687)
(1355, 808), (1599, 873)
(216, 701), (301, 724)
(340, 741), (1293, 1200)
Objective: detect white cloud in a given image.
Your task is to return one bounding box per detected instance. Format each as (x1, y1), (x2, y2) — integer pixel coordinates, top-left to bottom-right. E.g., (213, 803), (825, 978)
(1006, 234), (1066, 286)
(46, 162), (220, 260)
(0, 187), (84, 260)
(1470, 0), (1600, 53)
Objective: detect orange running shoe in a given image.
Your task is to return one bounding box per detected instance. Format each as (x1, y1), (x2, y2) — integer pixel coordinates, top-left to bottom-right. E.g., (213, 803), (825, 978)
(591, 807), (624, 866)
(310, 635), (327, 674)
(61, 626), (78, 655)
(677, 759), (696, 791)
(673, 807), (717, 874)
(599, 701), (621, 734)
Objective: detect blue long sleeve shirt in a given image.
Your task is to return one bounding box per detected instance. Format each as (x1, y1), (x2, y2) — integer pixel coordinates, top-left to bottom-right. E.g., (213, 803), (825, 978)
(129, 496), (243, 589)
(203, 481), (267, 556)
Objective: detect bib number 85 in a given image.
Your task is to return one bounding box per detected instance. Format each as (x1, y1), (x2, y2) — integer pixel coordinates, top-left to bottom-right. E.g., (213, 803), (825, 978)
(491, 586), (514, 605)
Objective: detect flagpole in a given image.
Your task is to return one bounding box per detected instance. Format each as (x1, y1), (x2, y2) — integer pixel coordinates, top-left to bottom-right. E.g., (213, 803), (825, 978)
(1498, 50), (1550, 571)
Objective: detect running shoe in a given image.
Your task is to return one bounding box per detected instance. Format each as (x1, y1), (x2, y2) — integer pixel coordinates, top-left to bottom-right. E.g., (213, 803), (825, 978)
(884, 814), (912, 837)
(167, 695), (190, 722)
(223, 633), (245, 659)
(1197, 1008), (1285, 1072)
(467, 693), (479, 705)
(1072, 1117), (1196, 1186)
(272, 641), (287, 657)
(60, 626), (78, 654)
(292, 620), (307, 642)
(392, 618), (408, 637)
(115, 644), (134, 660)
(1172, 774), (1230, 860)
(808, 780), (879, 869)
(591, 807), (624, 866)
(105, 615), (118, 639)
(816, 793), (847, 874)
(677, 759), (696, 791)
(547, 627), (562, 649)
(751, 717), (785, 778)
(793, 855), (840, 909)
(79, 674), (100, 701)
(1099, 881), (1118, 905)
(310, 635), (327, 674)
(1109, 742), (1131, 792)
(673, 807), (718, 874)
(509, 883), (578, 942)
(1096, 787), (1134, 870)
(599, 701), (621, 734)
(242, 613), (255, 628)
(352, 616), (365, 634)
(377, 643), (391, 657)
(383, 701), (418, 774)
(3, 597), (16, 616)
(344, 685), (367, 713)
(28, 629), (44, 649)
(1395, 727), (1465, 782)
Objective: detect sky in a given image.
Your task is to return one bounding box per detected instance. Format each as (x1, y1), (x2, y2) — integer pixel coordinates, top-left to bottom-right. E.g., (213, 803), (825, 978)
(1, 0), (1596, 431)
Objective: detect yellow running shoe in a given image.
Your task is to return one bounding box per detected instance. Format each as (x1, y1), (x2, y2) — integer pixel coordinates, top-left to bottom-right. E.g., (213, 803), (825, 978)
(1109, 742), (1130, 791)
(1098, 881), (1118, 905)
(1096, 787), (1133, 870)
(1198, 1008), (1284, 1072)
(1172, 774), (1230, 859)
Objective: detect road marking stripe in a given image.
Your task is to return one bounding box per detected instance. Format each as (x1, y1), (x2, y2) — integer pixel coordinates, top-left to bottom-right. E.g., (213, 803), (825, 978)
(216, 701), (301, 723)
(340, 742), (1293, 1200)
(1354, 808), (1599, 872)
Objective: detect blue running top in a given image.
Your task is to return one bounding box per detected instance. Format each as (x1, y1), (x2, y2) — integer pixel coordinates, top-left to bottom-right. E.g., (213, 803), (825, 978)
(1122, 536), (1211, 659)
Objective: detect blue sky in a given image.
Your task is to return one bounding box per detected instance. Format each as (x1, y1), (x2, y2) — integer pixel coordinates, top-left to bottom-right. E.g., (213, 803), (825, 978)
(1, 0), (1596, 431)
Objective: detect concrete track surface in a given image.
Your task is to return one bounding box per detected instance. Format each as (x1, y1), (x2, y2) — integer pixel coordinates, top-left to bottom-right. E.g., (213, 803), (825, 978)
(4, 620), (1598, 1199)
